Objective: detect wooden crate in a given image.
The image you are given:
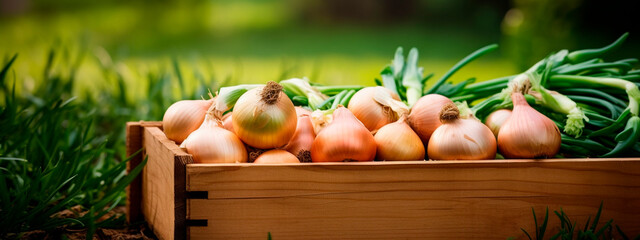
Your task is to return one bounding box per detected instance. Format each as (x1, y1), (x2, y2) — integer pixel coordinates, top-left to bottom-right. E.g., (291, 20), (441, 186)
(126, 121), (640, 240)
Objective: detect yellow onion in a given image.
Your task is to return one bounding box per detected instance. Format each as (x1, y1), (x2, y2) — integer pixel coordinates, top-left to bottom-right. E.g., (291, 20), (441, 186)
(408, 94), (454, 145)
(348, 86), (402, 132)
(232, 81), (297, 149)
(374, 116), (425, 161)
(162, 99), (213, 143)
(254, 149), (300, 164)
(485, 109), (512, 137)
(498, 92), (561, 158)
(428, 103), (496, 160)
(311, 107), (376, 162)
(283, 115), (315, 162)
(180, 113), (247, 163)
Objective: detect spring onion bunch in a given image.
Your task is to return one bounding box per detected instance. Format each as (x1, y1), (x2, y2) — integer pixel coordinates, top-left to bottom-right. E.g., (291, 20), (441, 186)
(448, 33), (640, 157)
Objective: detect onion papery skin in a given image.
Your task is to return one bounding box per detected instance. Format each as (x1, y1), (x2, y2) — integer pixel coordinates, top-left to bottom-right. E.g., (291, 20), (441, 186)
(163, 99), (213, 144)
(408, 94), (453, 145)
(221, 113), (234, 133)
(284, 115), (316, 160)
(348, 86), (401, 132)
(310, 110), (333, 135)
(311, 107), (376, 162)
(374, 119), (425, 161)
(254, 149), (300, 164)
(497, 92), (561, 159)
(485, 109), (512, 137)
(295, 106), (312, 116)
(232, 84), (297, 149)
(182, 116), (248, 163)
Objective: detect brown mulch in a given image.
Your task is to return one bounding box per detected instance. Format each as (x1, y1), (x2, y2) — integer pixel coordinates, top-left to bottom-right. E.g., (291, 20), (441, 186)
(20, 225), (156, 240)
(15, 206), (157, 240)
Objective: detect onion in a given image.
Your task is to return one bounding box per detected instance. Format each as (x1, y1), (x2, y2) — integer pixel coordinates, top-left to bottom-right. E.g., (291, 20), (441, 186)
(311, 107), (376, 162)
(221, 113), (234, 133)
(407, 94), (454, 145)
(232, 81), (297, 149)
(295, 106), (312, 116)
(427, 103), (496, 160)
(374, 116), (425, 161)
(180, 113), (247, 163)
(484, 109), (512, 137)
(348, 86), (402, 132)
(254, 149), (300, 164)
(283, 114), (315, 162)
(162, 99), (213, 143)
(498, 92), (561, 158)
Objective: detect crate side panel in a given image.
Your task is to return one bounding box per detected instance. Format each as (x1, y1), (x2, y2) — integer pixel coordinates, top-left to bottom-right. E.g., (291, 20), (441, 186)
(125, 122), (143, 223)
(142, 126), (178, 240)
(186, 160), (640, 240)
(126, 121), (162, 223)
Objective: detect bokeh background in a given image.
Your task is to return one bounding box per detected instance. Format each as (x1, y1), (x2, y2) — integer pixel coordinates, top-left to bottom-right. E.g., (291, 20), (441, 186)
(2, 0), (639, 100)
(1, 1), (640, 237)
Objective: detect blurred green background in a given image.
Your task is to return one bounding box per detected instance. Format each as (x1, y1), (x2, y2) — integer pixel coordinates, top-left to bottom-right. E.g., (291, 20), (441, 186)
(2, 0), (638, 109)
(1, 0), (639, 237)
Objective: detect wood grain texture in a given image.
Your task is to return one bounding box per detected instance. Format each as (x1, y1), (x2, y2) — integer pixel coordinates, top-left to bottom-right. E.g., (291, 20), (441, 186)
(186, 159), (640, 240)
(142, 125), (192, 240)
(125, 121), (162, 223)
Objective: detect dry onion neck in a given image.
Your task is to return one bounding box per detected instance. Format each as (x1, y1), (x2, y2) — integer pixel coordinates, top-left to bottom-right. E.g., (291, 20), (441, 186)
(261, 81), (283, 104)
(372, 87), (410, 119)
(296, 150), (312, 163)
(439, 103), (460, 123)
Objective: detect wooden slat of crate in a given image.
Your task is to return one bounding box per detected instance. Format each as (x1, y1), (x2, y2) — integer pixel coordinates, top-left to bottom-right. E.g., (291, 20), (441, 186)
(125, 121), (162, 224)
(126, 122), (193, 240)
(185, 160), (640, 240)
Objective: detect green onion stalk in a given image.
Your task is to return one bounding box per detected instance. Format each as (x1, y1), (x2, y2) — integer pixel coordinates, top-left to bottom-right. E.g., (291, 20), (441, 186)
(211, 84), (263, 119)
(279, 77), (328, 110)
(308, 88), (358, 134)
(378, 47), (427, 107)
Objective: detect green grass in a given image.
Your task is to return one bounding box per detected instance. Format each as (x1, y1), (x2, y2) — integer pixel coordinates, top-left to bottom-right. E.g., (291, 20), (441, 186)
(0, 47), (217, 238)
(0, 54), (139, 238)
(516, 203), (640, 240)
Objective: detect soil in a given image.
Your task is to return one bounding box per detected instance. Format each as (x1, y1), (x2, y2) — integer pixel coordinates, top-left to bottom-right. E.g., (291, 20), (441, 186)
(20, 225), (156, 240)
(17, 206), (157, 240)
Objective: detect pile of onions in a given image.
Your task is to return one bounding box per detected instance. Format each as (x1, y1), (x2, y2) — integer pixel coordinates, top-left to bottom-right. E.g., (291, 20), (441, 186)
(232, 81), (297, 149)
(283, 108), (316, 162)
(427, 103), (496, 160)
(407, 94), (453, 145)
(484, 109), (512, 137)
(374, 116), (425, 161)
(348, 86), (403, 132)
(311, 107), (376, 162)
(498, 92), (561, 158)
(254, 149), (300, 164)
(163, 99), (213, 143)
(180, 112), (248, 163)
